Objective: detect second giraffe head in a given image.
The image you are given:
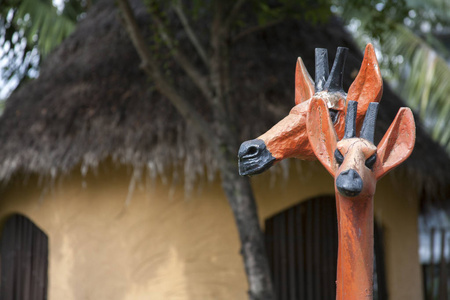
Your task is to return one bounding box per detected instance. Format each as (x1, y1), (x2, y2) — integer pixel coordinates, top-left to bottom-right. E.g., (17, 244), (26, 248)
(307, 99), (416, 199)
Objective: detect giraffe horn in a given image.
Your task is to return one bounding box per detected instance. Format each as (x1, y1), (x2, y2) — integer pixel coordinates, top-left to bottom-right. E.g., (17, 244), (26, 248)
(324, 47), (348, 93)
(315, 48), (329, 92)
(360, 102), (379, 143)
(343, 100), (357, 139)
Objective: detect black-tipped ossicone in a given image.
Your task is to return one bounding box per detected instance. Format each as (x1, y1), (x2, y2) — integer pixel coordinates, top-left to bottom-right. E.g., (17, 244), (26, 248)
(343, 100), (357, 139)
(360, 102), (379, 143)
(324, 47), (348, 93)
(315, 48), (329, 92)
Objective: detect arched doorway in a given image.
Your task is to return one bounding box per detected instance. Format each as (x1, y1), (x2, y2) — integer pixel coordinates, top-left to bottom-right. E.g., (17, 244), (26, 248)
(0, 214), (48, 300)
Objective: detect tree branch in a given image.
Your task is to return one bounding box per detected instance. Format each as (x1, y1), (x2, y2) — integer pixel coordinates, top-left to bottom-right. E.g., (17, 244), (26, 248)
(209, 1), (228, 107)
(117, 0), (215, 143)
(172, 1), (209, 67)
(224, 0), (247, 30)
(232, 19), (282, 44)
(119, 2), (276, 298)
(151, 11), (213, 102)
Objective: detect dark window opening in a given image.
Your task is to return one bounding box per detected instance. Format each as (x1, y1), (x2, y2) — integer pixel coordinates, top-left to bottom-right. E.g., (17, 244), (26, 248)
(0, 214), (48, 300)
(421, 227), (450, 300)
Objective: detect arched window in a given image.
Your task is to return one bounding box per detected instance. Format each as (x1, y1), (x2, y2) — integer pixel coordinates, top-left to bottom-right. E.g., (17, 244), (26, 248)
(0, 214), (48, 300)
(265, 195), (387, 300)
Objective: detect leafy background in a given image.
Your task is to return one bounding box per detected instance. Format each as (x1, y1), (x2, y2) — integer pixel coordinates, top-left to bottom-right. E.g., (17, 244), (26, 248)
(1, 0), (450, 154)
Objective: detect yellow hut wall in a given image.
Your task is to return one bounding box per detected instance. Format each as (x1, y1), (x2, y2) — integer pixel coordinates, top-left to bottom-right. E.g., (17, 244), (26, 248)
(0, 161), (422, 299)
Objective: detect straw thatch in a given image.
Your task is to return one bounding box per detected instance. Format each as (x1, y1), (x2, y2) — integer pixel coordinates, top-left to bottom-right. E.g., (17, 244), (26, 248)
(0, 0), (448, 205)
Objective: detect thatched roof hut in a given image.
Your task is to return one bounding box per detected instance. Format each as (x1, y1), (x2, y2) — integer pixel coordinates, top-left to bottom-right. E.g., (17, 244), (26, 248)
(0, 0), (448, 206)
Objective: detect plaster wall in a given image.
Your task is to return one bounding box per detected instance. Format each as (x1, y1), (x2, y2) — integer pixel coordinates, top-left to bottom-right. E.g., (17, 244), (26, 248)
(374, 177), (423, 300)
(0, 166), (246, 300)
(0, 161), (422, 299)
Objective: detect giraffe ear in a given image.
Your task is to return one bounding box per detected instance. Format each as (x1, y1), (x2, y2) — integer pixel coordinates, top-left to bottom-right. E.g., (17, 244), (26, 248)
(374, 108), (416, 180)
(347, 44), (383, 125)
(307, 98), (338, 176)
(295, 57), (315, 105)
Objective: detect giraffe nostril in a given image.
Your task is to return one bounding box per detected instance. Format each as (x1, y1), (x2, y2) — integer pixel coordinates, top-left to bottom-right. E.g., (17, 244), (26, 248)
(238, 140), (263, 159)
(247, 146), (258, 156)
(336, 169), (363, 197)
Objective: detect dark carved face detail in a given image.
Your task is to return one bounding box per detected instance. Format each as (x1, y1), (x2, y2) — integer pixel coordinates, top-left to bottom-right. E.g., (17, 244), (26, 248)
(336, 169), (363, 197)
(238, 139), (276, 176)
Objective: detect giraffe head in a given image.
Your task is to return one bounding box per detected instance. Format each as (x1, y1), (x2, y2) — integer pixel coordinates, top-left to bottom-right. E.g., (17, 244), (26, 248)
(307, 99), (416, 198)
(238, 44), (383, 176)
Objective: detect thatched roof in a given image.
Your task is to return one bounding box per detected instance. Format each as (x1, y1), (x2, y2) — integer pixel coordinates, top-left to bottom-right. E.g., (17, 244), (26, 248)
(0, 0), (449, 204)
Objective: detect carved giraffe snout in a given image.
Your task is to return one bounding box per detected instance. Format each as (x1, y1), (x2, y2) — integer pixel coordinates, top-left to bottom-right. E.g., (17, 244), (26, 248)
(238, 139), (275, 176)
(336, 169), (363, 197)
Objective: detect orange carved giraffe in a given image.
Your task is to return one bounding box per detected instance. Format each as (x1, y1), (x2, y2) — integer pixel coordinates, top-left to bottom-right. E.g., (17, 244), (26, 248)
(238, 44), (383, 176)
(307, 99), (415, 299)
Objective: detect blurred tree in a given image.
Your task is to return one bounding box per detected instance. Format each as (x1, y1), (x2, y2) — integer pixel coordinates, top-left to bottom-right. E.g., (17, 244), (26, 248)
(116, 1), (331, 298)
(334, 0), (450, 154)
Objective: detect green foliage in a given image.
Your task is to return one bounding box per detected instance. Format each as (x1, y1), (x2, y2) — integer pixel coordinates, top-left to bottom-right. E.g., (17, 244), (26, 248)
(385, 25), (450, 151)
(0, 0), (87, 97)
(335, 0), (409, 38)
(253, 0), (332, 26)
(335, 0), (450, 154)
(2, 0), (82, 56)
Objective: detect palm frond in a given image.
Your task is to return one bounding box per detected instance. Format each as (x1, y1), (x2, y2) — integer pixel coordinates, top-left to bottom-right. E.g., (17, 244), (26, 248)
(337, 0), (450, 155)
(13, 0), (77, 56)
(1, 0), (83, 98)
(381, 24), (450, 153)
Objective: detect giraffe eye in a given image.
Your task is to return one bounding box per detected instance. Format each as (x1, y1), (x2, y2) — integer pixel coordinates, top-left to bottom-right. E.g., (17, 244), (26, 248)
(334, 149), (344, 165)
(365, 153), (377, 170)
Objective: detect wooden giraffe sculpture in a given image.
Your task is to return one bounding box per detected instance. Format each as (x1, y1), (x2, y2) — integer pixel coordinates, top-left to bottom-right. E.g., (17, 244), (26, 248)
(307, 99), (416, 299)
(238, 44), (382, 176)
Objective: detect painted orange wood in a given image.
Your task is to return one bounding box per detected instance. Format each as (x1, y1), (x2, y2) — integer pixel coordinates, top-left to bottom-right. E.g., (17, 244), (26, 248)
(307, 98), (415, 300)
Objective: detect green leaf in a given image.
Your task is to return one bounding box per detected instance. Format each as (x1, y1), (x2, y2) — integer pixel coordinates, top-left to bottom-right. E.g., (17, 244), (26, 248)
(336, 0), (450, 155)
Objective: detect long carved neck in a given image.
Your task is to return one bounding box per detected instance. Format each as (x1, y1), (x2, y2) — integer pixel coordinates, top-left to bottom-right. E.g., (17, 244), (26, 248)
(335, 190), (374, 300)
